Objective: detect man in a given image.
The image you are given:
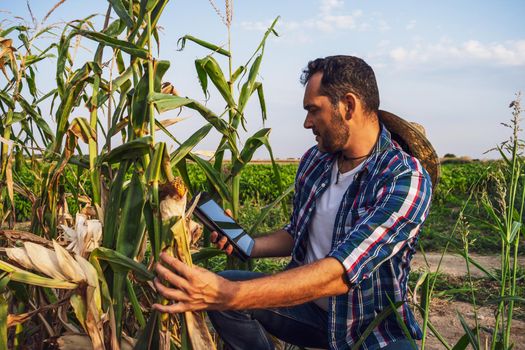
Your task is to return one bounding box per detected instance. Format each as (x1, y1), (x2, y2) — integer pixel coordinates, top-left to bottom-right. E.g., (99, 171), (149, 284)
(153, 55), (436, 350)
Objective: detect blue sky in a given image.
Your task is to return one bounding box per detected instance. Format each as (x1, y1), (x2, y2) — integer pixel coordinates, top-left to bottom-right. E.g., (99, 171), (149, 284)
(3, 0), (525, 159)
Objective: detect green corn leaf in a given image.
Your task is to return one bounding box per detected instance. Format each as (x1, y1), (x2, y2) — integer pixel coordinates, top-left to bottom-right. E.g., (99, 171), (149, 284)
(191, 247), (226, 262)
(132, 60), (170, 136)
(190, 153), (232, 204)
(178, 35), (230, 57)
(0, 260), (77, 289)
(237, 55), (262, 116)
(456, 312), (479, 350)
(386, 296), (417, 349)
(90, 247), (151, 281)
(116, 171), (147, 259)
(146, 142), (167, 183)
(126, 277), (146, 328)
(254, 82), (267, 123)
(108, 0), (134, 29)
(487, 295), (525, 304)
(231, 65), (245, 84)
(248, 184), (294, 235)
(149, 93), (237, 154)
(76, 29), (149, 59)
(25, 53), (55, 66)
(102, 161), (129, 248)
(170, 123), (213, 167)
(135, 0), (169, 48)
(99, 136), (152, 164)
(230, 128), (271, 177)
(201, 56), (236, 108)
(195, 58), (209, 98)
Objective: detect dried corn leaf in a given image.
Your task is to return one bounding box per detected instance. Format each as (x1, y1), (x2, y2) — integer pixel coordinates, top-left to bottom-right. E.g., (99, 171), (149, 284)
(24, 242), (68, 280)
(75, 255), (104, 350)
(184, 311), (216, 350)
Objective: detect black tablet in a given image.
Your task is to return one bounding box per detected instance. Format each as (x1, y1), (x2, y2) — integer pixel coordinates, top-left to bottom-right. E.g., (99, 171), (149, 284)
(190, 192), (254, 261)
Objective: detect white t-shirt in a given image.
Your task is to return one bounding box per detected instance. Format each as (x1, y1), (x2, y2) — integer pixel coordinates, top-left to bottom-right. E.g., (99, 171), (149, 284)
(305, 159), (364, 310)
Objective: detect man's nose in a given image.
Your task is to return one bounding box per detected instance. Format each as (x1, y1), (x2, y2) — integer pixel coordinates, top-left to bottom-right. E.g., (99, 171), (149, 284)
(303, 115), (313, 129)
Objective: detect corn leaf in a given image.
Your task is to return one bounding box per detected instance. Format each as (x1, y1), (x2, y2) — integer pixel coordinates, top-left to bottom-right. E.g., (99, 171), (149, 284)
(195, 58), (209, 98)
(237, 55), (262, 116)
(77, 29), (149, 59)
(248, 184), (294, 235)
(254, 82), (267, 123)
(116, 171), (147, 258)
(100, 136), (152, 164)
(0, 273), (9, 350)
(200, 56), (236, 108)
(170, 123), (213, 167)
(90, 248), (153, 281)
(0, 260), (77, 289)
(189, 153), (232, 204)
(178, 35), (230, 57)
(108, 0), (134, 29)
(132, 60), (170, 137)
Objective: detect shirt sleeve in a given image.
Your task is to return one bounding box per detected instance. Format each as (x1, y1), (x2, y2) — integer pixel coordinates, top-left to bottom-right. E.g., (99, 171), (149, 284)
(283, 147), (316, 238)
(328, 167), (432, 286)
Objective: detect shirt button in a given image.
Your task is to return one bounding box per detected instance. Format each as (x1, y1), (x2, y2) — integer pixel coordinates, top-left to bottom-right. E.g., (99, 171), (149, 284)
(321, 183), (326, 188)
(309, 208), (313, 212)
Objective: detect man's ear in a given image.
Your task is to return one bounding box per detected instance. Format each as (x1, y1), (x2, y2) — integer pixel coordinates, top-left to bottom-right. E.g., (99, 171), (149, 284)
(343, 93), (357, 120)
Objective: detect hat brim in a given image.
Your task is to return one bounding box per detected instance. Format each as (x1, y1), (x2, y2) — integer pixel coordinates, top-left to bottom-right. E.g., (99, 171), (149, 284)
(378, 110), (440, 190)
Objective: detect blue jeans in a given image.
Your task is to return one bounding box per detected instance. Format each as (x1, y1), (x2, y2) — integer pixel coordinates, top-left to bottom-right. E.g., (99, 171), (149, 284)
(208, 270), (416, 350)
(208, 270), (329, 349)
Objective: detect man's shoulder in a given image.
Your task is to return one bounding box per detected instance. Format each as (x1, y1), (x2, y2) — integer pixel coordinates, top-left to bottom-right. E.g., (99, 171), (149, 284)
(375, 145), (432, 186)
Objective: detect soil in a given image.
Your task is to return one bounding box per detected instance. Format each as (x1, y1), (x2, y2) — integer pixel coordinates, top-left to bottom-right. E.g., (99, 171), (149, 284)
(411, 252), (525, 349)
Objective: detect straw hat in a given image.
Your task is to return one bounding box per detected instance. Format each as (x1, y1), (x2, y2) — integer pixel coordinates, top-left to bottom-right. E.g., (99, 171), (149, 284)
(378, 110), (440, 190)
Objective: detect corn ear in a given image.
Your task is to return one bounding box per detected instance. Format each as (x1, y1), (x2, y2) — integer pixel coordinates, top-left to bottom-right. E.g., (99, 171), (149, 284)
(23, 242), (68, 280)
(52, 240), (86, 283)
(5, 247), (34, 270)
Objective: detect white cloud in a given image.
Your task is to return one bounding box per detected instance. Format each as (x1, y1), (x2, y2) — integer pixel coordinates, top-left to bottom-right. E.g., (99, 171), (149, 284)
(239, 1), (385, 35)
(387, 39), (525, 67)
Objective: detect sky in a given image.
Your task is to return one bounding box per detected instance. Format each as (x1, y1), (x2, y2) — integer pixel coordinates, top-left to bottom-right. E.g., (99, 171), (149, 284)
(2, 0), (525, 160)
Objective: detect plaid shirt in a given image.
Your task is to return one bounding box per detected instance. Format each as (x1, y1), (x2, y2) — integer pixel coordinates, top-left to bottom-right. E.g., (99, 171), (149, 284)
(284, 124), (432, 350)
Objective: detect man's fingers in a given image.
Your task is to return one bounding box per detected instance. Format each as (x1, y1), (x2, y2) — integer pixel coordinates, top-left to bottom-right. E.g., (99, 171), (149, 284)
(224, 208), (233, 217)
(217, 236), (228, 250)
(159, 252), (191, 278)
(154, 278), (190, 302)
(152, 302), (188, 314)
(225, 244), (234, 255)
(155, 262), (191, 291)
(210, 231), (218, 243)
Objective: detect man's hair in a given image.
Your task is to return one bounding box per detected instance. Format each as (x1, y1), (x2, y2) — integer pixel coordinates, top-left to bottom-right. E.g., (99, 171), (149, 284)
(300, 55), (380, 114)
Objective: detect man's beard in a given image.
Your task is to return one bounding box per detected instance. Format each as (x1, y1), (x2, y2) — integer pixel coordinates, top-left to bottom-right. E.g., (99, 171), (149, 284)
(317, 109), (350, 153)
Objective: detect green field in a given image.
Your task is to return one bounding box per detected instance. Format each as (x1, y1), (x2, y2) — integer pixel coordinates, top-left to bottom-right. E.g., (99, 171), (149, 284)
(10, 159), (518, 255)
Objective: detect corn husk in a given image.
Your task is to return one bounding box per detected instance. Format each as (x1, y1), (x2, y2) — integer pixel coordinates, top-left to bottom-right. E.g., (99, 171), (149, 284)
(5, 247), (34, 270)
(53, 240), (86, 283)
(61, 213), (102, 256)
(23, 242), (69, 280)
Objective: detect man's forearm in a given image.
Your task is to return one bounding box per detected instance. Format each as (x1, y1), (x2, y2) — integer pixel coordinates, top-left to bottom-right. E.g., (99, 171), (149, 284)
(251, 229), (294, 258)
(227, 257), (349, 309)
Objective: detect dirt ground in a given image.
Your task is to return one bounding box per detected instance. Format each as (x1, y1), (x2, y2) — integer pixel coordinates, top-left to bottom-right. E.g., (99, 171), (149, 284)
(411, 252), (525, 349)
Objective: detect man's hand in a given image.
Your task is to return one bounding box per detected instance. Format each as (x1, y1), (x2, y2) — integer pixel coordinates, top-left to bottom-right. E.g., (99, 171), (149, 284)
(152, 252), (235, 314)
(210, 208), (234, 256)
